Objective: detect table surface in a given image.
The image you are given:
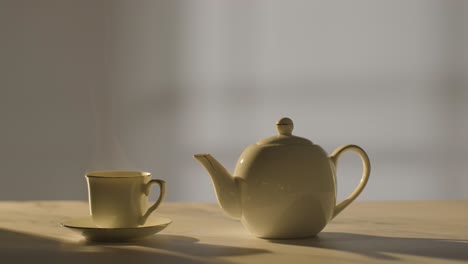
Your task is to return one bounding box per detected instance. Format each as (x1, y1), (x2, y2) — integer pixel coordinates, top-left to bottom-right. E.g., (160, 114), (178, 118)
(0, 201), (467, 264)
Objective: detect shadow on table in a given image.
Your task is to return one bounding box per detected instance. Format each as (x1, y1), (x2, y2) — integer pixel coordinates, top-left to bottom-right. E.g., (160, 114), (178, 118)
(269, 232), (468, 261)
(84, 234), (270, 257)
(0, 228), (269, 264)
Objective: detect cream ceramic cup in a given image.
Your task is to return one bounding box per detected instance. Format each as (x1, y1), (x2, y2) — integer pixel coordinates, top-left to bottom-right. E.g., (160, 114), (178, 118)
(85, 171), (166, 228)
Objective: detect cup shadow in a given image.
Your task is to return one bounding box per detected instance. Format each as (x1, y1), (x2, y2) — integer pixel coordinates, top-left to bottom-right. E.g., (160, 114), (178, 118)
(0, 228), (268, 264)
(269, 232), (468, 261)
(84, 234), (271, 257)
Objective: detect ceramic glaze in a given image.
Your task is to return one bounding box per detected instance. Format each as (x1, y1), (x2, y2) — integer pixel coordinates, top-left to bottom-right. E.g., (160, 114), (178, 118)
(86, 171), (166, 228)
(194, 117), (371, 239)
(62, 215), (171, 242)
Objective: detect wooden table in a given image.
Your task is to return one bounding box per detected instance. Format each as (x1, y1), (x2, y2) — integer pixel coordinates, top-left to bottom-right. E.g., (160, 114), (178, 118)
(0, 201), (466, 263)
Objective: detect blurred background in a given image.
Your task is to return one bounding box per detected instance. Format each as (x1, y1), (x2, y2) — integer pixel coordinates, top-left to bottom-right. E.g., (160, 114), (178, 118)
(1, 0), (467, 201)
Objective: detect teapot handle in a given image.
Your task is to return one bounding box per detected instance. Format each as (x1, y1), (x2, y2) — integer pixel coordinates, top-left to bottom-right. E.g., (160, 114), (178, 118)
(329, 144), (370, 218)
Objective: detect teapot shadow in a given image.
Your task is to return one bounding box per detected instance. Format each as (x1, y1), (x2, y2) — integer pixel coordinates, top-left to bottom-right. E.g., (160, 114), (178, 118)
(268, 232), (468, 261)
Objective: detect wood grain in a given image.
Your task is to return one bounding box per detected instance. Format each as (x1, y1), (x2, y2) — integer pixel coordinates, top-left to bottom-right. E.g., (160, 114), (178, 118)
(0, 201), (466, 263)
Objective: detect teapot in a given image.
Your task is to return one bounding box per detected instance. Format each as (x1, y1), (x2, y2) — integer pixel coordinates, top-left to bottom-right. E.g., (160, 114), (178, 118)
(194, 117), (370, 239)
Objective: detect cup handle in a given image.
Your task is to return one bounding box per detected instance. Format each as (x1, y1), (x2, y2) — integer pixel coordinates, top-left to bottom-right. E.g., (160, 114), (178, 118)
(329, 144), (370, 219)
(140, 179), (166, 225)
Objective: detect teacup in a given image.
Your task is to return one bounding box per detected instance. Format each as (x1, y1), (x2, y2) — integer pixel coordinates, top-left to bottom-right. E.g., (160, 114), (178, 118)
(85, 171), (166, 228)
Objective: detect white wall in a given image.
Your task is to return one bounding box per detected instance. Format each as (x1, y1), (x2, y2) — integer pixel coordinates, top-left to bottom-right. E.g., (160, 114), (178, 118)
(1, 0), (467, 201)
(0, 1), (105, 199)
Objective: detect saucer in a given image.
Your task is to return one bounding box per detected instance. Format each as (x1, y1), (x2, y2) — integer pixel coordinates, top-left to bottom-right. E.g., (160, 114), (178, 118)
(62, 215), (172, 242)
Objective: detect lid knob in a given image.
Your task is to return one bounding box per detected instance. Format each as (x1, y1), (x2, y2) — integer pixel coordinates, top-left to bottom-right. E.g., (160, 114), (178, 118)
(276, 117), (294, 136)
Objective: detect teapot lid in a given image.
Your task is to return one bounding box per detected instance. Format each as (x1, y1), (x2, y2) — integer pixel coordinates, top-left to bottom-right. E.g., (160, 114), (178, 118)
(257, 117), (314, 145)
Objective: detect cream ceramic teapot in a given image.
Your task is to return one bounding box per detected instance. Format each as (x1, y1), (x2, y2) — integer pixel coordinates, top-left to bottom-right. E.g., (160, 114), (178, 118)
(194, 117), (370, 239)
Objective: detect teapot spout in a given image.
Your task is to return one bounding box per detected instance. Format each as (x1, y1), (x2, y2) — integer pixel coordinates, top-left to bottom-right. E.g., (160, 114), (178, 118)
(193, 154), (242, 219)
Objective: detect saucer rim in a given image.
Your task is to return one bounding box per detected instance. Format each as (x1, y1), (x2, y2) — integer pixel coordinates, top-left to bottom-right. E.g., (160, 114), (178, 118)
(61, 216), (172, 230)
